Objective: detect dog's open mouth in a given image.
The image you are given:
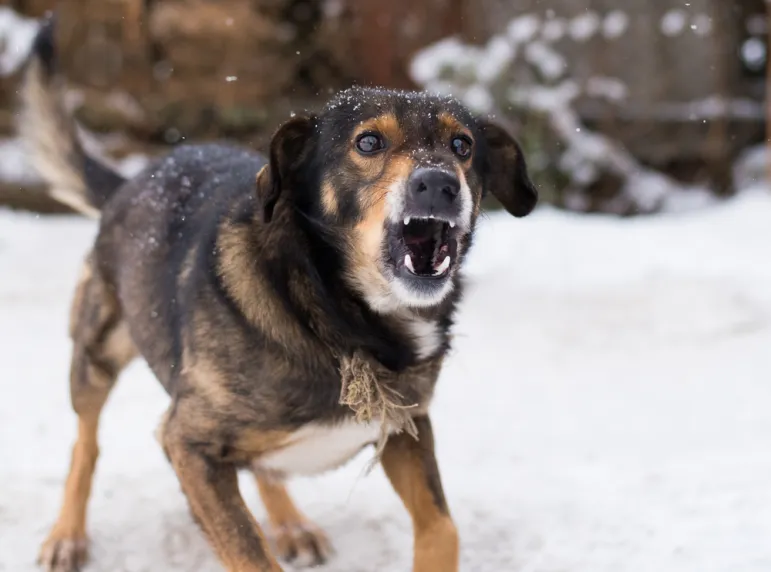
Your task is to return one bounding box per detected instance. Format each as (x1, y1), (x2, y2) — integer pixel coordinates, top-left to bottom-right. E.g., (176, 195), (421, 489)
(388, 217), (459, 279)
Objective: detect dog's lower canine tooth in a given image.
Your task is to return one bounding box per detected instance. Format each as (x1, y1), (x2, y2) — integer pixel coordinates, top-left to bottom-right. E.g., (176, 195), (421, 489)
(405, 254), (416, 274)
(433, 256), (451, 275)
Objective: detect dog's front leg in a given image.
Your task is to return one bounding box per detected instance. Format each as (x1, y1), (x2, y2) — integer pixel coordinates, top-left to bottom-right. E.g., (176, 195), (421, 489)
(162, 423), (283, 572)
(381, 415), (459, 572)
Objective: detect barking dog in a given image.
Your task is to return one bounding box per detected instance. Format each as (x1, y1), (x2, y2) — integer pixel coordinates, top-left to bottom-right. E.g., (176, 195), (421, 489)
(21, 16), (537, 572)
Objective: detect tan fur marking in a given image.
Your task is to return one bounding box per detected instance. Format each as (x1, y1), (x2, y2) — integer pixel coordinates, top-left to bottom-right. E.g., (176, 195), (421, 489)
(38, 416), (99, 570)
(437, 112), (472, 142)
(348, 113), (404, 178)
(102, 321), (137, 371)
(176, 352), (292, 462)
(412, 518), (459, 572)
(234, 428), (293, 458)
(255, 476), (332, 564)
(41, 266), (137, 572)
(177, 350), (294, 462)
(320, 180), (338, 215)
(354, 114), (403, 147)
(256, 477), (308, 530)
(381, 419), (458, 572)
(347, 154), (413, 309)
(216, 220), (310, 353)
(180, 350), (240, 412)
(438, 112), (474, 165)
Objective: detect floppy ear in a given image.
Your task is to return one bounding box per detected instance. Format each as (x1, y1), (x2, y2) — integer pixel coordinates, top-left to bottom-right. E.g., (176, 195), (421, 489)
(478, 120), (538, 217)
(256, 114), (316, 223)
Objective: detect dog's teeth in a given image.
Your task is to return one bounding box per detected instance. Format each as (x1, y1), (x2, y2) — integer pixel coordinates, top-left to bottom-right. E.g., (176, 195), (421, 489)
(429, 214), (435, 219)
(404, 254), (416, 274)
(433, 256), (451, 275)
(404, 216), (411, 225)
(449, 221), (456, 228)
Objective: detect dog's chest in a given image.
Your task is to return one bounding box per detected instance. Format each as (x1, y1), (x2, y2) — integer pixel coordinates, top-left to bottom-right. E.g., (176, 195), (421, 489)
(255, 420), (382, 476)
(405, 316), (443, 360)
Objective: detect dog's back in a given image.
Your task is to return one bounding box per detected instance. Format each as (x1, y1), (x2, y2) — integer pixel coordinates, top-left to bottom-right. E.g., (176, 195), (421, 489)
(19, 17), (271, 390)
(95, 143), (267, 389)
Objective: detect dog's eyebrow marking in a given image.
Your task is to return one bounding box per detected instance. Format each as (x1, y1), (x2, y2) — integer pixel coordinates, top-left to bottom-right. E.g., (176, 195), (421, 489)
(353, 113), (403, 146)
(437, 112), (472, 142)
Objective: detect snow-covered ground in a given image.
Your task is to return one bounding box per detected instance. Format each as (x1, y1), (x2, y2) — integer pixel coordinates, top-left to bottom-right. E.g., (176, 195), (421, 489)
(1, 189), (770, 572)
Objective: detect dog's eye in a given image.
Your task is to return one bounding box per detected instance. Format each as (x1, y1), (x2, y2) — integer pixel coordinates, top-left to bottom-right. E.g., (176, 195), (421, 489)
(451, 136), (472, 158)
(356, 133), (385, 154)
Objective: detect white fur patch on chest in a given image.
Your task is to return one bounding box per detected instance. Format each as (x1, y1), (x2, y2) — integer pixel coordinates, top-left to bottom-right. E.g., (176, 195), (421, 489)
(406, 317), (443, 360)
(256, 420), (382, 477)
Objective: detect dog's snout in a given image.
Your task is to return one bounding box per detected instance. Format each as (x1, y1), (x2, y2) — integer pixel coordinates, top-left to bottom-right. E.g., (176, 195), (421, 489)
(408, 169), (460, 210)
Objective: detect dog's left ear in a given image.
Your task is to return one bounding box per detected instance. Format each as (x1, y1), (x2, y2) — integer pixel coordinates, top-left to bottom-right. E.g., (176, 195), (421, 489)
(256, 114), (316, 223)
(478, 119), (538, 217)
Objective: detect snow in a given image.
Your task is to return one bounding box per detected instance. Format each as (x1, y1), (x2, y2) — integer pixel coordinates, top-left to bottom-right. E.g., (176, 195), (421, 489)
(741, 38), (766, 71)
(409, 37), (467, 86)
(691, 14), (713, 37)
(476, 36), (515, 84)
(410, 16), (723, 214)
(0, 138), (41, 185)
(733, 144), (768, 191)
(568, 12), (601, 42)
(506, 15), (540, 45)
(602, 11), (629, 40)
(541, 18), (566, 43)
(586, 76), (628, 102)
(2, 187), (771, 571)
(524, 41), (565, 81)
(661, 10), (687, 37)
(509, 80), (718, 213)
(0, 7), (39, 77)
(460, 84), (494, 115)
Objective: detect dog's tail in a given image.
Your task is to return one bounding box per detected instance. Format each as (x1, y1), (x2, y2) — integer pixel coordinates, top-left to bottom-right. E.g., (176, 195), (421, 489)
(19, 14), (126, 218)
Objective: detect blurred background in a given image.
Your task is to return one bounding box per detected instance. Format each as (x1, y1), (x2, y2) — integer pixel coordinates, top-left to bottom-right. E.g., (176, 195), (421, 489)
(0, 0), (768, 216)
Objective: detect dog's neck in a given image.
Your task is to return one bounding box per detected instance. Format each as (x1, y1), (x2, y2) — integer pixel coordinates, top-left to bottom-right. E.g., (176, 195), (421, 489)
(214, 203), (428, 372)
(222, 196), (462, 370)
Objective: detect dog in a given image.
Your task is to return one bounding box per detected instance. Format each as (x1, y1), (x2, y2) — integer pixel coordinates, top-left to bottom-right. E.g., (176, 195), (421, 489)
(20, 15), (537, 572)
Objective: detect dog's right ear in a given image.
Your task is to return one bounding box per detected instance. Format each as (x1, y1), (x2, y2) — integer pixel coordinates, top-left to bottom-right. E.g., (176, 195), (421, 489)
(256, 114), (316, 223)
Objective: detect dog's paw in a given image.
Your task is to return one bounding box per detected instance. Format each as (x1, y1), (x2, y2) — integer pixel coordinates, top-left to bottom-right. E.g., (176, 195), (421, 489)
(270, 521), (332, 568)
(38, 530), (89, 572)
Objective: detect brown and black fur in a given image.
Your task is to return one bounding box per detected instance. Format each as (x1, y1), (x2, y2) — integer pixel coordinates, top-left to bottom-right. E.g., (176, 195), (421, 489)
(22, 14), (537, 572)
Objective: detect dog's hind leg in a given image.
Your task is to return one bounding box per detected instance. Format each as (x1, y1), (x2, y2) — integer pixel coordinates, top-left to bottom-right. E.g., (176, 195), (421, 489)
(254, 475), (332, 567)
(39, 257), (137, 572)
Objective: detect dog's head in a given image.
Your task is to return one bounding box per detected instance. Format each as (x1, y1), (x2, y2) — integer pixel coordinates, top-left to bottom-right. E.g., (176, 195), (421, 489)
(256, 87), (537, 313)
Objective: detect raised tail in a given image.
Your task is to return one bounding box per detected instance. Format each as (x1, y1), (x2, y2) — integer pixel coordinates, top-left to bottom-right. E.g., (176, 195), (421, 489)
(18, 14), (126, 218)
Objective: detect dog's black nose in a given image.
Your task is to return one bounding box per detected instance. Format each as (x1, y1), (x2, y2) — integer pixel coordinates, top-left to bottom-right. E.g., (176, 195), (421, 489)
(408, 169), (461, 210)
